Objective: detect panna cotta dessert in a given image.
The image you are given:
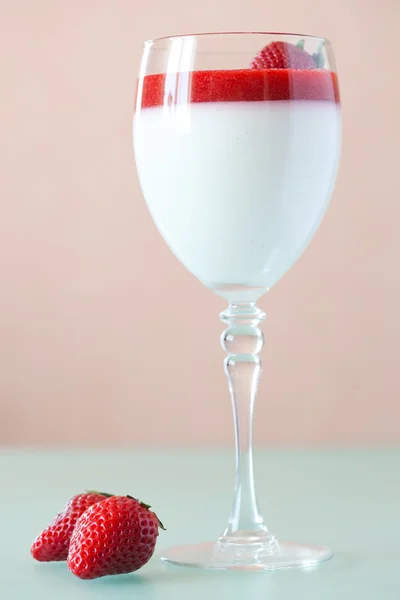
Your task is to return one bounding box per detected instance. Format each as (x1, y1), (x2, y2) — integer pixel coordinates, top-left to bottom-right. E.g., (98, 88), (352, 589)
(134, 41), (341, 299)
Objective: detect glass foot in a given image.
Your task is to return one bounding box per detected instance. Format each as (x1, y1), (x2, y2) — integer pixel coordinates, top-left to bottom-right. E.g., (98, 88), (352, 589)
(160, 541), (333, 571)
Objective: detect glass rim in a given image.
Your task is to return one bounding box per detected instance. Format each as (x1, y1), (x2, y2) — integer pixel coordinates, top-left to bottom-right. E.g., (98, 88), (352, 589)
(145, 31), (329, 46)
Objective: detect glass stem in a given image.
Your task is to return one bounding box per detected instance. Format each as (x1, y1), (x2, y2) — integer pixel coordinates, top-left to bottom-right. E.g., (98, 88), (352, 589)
(219, 302), (278, 550)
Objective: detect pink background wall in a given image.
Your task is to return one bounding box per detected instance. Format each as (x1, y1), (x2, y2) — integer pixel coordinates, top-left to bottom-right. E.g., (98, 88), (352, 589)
(1, 1), (399, 446)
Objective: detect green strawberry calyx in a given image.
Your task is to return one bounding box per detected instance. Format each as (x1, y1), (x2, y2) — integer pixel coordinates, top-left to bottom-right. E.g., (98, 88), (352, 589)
(296, 39), (325, 68)
(86, 490), (114, 497)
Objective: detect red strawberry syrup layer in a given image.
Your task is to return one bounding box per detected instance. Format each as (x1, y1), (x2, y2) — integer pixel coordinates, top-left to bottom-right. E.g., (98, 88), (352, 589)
(139, 69), (340, 109)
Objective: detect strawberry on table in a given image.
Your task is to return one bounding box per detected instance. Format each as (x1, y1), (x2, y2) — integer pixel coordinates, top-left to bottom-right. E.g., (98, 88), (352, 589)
(250, 40), (318, 70)
(67, 495), (165, 579)
(31, 492), (112, 562)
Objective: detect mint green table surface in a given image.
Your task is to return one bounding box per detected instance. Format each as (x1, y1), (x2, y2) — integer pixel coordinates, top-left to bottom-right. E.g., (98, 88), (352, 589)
(1, 449), (399, 599)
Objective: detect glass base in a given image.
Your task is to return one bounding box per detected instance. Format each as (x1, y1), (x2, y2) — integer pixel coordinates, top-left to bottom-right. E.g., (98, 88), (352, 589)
(160, 540), (333, 571)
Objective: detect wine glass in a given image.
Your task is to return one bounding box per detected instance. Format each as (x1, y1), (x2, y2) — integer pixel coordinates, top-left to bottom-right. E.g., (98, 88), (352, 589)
(133, 32), (341, 570)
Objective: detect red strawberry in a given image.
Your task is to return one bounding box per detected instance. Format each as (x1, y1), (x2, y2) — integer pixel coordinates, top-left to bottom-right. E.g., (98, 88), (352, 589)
(31, 492), (111, 562)
(67, 495), (165, 579)
(250, 41), (316, 70)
